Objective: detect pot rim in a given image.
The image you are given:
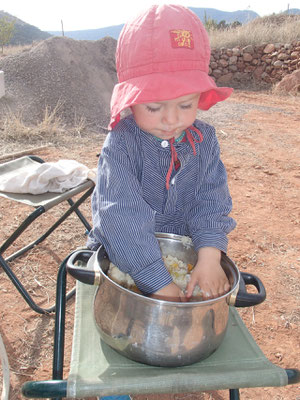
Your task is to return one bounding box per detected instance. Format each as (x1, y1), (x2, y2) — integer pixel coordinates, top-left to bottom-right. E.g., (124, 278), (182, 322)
(95, 233), (240, 306)
(100, 272), (238, 306)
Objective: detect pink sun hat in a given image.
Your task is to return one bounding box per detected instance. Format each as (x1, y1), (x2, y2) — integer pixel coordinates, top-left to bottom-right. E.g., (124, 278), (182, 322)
(109, 4), (233, 129)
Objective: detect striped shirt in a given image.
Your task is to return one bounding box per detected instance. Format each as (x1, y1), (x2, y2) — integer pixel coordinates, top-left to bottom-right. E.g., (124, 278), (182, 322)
(87, 115), (236, 294)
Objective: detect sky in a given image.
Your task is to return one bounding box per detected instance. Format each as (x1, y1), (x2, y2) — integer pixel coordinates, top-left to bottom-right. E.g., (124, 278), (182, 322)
(1, 0), (299, 31)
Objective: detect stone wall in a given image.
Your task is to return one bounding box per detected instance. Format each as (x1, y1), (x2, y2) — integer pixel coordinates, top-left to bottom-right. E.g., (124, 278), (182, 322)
(210, 40), (300, 87)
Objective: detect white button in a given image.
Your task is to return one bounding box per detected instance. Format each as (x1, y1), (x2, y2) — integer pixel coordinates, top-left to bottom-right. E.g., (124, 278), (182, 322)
(161, 140), (169, 148)
(171, 177), (175, 185)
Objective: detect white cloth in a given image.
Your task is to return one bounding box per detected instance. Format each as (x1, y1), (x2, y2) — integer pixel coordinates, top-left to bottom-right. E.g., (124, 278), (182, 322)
(0, 159), (97, 194)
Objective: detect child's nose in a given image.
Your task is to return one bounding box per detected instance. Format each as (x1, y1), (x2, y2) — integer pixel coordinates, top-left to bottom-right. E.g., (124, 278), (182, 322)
(162, 107), (179, 126)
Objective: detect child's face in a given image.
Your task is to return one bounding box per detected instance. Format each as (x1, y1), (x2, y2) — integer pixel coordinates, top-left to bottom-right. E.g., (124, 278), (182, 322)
(131, 93), (200, 141)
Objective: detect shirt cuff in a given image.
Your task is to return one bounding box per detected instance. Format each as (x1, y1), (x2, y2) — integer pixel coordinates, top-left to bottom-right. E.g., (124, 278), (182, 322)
(192, 230), (228, 253)
(131, 259), (173, 294)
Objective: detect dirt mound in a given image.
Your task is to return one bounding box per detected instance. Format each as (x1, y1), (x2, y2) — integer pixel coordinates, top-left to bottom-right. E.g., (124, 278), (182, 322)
(0, 36), (117, 131)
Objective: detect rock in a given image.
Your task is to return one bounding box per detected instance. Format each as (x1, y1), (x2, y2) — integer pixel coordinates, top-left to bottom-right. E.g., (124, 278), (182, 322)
(243, 45), (254, 54)
(232, 48), (241, 56)
(261, 72), (269, 79)
(265, 65), (272, 72)
(229, 65), (238, 72)
(243, 53), (253, 62)
(274, 60), (284, 68)
(253, 66), (265, 79)
(273, 69), (300, 94)
(262, 73), (272, 83)
(277, 53), (289, 60)
(210, 61), (218, 69)
(237, 60), (245, 69)
(290, 51), (299, 59)
(264, 44), (275, 54)
(217, 73), (233, 84)
(212, 69), (222, 79)
(233, 72), (243, 81)
(219, 59), (229, 68)
(229, 56), (238, 65)
(244, 65), (255, 73)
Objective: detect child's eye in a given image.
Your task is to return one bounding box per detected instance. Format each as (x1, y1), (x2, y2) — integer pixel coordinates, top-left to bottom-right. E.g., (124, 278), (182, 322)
(180, 103), (192, 110)
(146, 105), (161, 113)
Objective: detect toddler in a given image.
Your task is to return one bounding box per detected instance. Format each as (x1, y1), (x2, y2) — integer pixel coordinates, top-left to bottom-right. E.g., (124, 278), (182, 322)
(87, 4), (236, 302)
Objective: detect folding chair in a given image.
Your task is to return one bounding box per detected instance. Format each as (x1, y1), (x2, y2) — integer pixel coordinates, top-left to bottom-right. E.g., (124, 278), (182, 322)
(21, 255), (299, 400)
(0, 155), (95, 314)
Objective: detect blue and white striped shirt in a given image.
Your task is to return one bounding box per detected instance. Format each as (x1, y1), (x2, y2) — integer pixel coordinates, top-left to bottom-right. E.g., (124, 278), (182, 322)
(87, 115), (236, 294)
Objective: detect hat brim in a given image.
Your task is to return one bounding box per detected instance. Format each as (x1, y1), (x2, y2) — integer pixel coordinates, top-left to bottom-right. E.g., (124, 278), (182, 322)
(109, 70), (233, 129)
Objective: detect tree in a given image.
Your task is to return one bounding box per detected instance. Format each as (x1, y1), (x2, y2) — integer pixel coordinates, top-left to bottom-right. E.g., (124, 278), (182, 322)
(217, 20), (227, 30)
(0, 17), (15, 53)
(231, 21), (242, 29)
(204, 12), (218, 31)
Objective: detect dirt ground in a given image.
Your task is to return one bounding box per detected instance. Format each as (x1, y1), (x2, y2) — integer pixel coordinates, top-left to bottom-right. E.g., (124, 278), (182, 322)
(0, 90), (299, 399)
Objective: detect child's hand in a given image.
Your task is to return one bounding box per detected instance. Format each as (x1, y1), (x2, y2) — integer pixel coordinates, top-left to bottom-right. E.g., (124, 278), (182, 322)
(186, 247), (230, 300)
(151, 282), (187, 302)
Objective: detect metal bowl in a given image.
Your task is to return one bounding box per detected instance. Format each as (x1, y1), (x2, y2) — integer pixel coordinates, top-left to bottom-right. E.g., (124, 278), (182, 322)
(67, 233), (266, 367)
(93, 233), (239, 366)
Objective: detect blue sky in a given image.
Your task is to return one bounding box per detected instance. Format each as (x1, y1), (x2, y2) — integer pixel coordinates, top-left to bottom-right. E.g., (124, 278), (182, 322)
(1, 0), (299, 31)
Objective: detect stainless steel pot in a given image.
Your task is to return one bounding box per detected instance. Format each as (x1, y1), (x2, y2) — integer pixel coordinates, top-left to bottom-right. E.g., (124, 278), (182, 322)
(67, 233), (266, 367)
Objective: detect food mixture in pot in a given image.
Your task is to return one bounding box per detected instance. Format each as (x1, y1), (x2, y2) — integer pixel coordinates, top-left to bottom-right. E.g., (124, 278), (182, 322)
(107, 255), (203, 299)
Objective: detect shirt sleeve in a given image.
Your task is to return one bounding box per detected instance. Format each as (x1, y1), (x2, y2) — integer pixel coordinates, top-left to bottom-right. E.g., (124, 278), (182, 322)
(187, 130), (236, 253)
(87, 133), (172, 294)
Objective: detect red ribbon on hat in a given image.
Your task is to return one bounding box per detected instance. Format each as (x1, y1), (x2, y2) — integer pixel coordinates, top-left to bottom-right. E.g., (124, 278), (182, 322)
(165, 125), (203, 190)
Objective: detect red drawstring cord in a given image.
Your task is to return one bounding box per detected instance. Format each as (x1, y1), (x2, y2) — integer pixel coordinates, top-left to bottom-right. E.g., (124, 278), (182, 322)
(166, 137), (178, 190)
(165, 126), (203, 190)
(185, 125), (203, 155)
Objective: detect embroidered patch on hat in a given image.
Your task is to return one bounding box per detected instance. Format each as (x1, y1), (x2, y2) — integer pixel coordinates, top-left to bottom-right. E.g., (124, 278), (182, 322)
(169, 29), (194, 49)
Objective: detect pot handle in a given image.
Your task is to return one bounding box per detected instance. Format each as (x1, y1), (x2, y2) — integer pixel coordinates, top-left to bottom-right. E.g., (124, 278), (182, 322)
(234, 272), (266, 307)
(67, 249), (100, 285)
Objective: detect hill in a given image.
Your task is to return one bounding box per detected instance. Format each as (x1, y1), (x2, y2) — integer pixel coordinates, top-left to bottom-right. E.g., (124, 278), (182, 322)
(48, 7), (300, 41)
(50, 24), (124, 41)
(284, 8), (300, 14)
(189, 7), (258, 24)
(0, 11), (52, 45)
(49, 7), (259, 40)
